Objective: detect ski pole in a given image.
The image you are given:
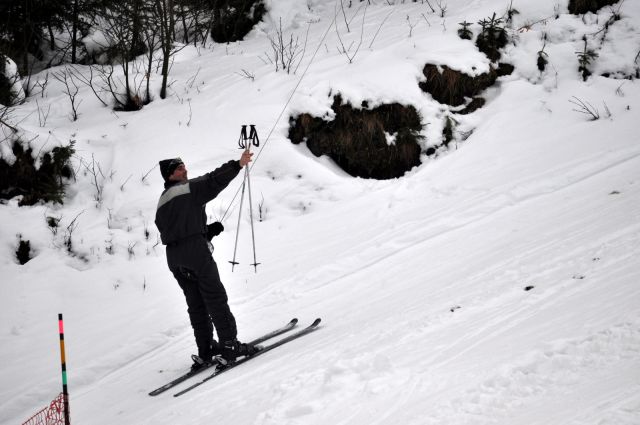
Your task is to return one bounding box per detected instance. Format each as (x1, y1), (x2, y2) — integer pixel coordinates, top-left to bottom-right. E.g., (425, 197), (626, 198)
(229, 125), (260, 272)
(246, 125), (260, 272)
(229, 126), (249, 271)
(245, 155), (259, 272)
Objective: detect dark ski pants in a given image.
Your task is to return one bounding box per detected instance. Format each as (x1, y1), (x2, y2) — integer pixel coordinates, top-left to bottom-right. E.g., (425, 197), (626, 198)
(166, 236), (237, 359)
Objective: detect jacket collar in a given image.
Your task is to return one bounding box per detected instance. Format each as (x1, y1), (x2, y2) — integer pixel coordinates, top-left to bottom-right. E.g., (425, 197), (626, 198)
(164, 179), (186, 190)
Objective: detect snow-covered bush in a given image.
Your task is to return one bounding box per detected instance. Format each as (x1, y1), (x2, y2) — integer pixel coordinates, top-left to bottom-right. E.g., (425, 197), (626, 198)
(0, 54), (25, 106)
(0, 138), (75, 205)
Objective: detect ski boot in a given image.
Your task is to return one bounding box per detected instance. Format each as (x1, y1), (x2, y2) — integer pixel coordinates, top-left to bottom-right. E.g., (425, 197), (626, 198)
(220, 338), (259, 365)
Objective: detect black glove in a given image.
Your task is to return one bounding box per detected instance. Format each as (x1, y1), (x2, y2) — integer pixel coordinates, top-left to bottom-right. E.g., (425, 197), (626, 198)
(207, 222), (224, 240)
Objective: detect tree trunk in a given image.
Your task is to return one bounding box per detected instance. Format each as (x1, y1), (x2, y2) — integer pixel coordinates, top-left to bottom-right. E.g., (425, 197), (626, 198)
(71, 0), (78, 63)
(169, 0), (176, 41)
(156, 0), (171, 99)
(47, 24), (55, 51)
(180, 4), (188, 44)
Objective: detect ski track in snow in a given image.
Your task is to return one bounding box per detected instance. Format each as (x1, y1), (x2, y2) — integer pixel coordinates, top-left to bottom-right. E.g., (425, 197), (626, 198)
(219, 321), (640, 425)
(253, 145), (640, 314)
(235, 148), (640, 425)
(417, 321), (640, 425)
(211, 156), (640, 425)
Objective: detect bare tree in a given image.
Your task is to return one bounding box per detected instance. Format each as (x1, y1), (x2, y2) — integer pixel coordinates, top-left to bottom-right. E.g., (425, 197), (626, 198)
(53, 67), (83, 121)
(92, 1), (149, 109)
(69, 65), (109, 107)
(266, 18), (307, 74)
(81, 154), (106, 206)
(335, 1), (367, 64)
(155, 0), (176, 99)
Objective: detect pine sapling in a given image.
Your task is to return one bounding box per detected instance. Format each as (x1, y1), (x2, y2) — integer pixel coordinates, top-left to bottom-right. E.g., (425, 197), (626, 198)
(537, 35), (549, 72)
(576, 35), (598, 81)
(505, 0), (520, 26)
(476, 13), (507, 62)
(16, 236), (32, 265)
(537, 51), (549, 72)
(442, 115), (459, 147)
(47, 216), (61, 235)
(457, 21), (473, 40)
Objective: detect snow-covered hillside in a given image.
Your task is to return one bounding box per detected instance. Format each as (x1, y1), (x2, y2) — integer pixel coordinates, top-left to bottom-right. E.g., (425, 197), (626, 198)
(1, 0), (639, 424)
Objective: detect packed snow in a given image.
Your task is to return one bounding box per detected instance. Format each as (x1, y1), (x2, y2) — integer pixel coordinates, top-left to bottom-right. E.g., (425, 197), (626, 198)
(1, 0), (639, 424)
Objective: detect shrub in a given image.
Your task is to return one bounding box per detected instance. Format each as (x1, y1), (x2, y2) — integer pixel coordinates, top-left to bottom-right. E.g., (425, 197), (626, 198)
(576, 35), (598, 81)
(476, 13), (508, 62)
(442, 115), (457, 147)
(537, 51), (549, 72)
(0, 54), (22, 106)
(537, 35), (549, 72)
(0, 139), (75, 205)
(457, 21), (473, 40)
(16, 237), (31, 264)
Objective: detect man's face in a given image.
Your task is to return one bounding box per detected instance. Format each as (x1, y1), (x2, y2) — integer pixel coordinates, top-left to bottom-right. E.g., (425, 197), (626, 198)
(169, 163), (188, 182)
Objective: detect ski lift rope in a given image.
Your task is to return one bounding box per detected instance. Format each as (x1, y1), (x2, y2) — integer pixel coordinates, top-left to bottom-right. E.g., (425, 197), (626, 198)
(219, 12), (338, 222)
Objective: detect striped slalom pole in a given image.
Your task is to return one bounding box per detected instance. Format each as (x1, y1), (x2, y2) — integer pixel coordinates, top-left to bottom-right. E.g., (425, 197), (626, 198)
(58, 314), (70, 425)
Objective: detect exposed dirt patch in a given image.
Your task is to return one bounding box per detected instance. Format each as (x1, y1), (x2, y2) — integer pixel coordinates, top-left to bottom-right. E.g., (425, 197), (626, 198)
(288, 95), (424, 179)
(419, 63), (513, 108)
(568, 0), (619, 15)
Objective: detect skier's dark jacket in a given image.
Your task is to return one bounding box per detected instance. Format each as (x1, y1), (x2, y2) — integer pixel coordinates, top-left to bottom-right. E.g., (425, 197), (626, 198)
(155, 160), (241, 246)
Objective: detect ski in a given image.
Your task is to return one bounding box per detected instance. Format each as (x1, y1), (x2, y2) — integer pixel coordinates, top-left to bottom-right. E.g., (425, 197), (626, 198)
(173, 318), (322, 397)
(149, 318), (299, 396)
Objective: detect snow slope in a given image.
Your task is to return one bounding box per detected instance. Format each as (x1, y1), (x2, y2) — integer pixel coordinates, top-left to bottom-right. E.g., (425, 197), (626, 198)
(1, 0), (639, 424)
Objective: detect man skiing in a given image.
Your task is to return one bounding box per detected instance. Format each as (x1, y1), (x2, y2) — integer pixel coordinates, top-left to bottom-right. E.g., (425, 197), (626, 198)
(155, 151), (258, 370)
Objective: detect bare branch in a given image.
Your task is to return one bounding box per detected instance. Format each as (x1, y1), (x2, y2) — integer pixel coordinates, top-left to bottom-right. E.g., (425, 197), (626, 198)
(340, 0), (350, 33)
(36, 99), (51, 127)
(141, 163), (157, 184)
(235, 69), (256, 81)
(424, 0), (436, 13)
(369, 8), (394, 49)
(0, 106), (19, 135)
(81, 154), (106, 205)
(569, 96), (600, 120)
(335, 1), (367, 63)
(69, 65), (109, 107)
(53, 67), (82, 121)
(120, 174), (133, 191)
